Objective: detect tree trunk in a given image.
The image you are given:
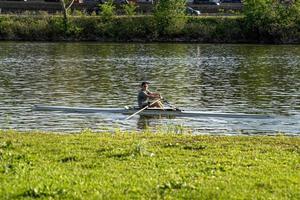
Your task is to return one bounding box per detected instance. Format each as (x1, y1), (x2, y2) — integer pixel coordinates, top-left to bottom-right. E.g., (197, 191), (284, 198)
(60, 0), (68, 31)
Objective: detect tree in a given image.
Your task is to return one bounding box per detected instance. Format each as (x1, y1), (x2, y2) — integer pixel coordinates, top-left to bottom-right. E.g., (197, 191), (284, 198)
(99, 0), (116, 22)
(154, 0), (187, 36)
(60, 0), (76, 30)
(243, 0), (300, 42)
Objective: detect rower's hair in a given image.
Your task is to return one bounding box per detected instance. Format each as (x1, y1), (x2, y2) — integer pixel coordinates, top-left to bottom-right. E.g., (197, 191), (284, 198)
(141, 81), (149, 87)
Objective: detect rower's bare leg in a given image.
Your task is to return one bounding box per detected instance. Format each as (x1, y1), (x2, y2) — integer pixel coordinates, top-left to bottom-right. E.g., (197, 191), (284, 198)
(158, 101), (164, 108)
(149, 101), (164, 109)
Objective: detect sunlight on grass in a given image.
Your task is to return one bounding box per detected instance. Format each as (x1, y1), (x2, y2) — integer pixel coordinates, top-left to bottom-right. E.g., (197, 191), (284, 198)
(0, 130), (299, 199)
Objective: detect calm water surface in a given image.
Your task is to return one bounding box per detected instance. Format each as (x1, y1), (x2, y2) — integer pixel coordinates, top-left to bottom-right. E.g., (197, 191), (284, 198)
(0, 42), (299, 135)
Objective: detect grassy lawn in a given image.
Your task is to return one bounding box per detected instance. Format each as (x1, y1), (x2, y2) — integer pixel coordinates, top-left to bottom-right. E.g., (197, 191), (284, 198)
(0, 130), (299, 199)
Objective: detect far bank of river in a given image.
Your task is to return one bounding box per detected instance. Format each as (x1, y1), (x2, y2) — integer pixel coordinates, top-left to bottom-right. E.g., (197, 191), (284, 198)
(0, 15), (299, 44)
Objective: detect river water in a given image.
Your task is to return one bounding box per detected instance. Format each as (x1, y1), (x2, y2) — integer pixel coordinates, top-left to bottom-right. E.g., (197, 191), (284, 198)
(0, 42), (299, 135)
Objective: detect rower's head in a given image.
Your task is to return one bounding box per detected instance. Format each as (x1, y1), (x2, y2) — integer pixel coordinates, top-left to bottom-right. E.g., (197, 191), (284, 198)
(141, 81), (149, 90)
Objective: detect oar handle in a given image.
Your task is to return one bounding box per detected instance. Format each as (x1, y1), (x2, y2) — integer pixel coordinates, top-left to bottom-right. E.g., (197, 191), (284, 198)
(125, 98), (162, 120)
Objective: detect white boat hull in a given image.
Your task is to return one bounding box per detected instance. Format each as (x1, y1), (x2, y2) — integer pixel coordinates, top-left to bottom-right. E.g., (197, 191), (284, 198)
(33, 105), (271, 119)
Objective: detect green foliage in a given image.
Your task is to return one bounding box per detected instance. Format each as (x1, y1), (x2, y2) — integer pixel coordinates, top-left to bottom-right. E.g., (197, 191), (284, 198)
(244, 0), (277, 28)
(0, 16), (50, 40)
(60, 0), (76, 30)
(100, 0), (116, 22)
(37, 10), (49, 16)
(0, 17), (15, 39)
(70, 17), (99, 39)
(48, 17), (66, 38)
(183, 16), (245, 42)
(243, 0), (300, 42)
(71, 9), (86, 17)
(110, 16), (156, 40)
(154, 0), (187, 36)
(0, 14), (299, 43)
(123, 2), (138, 16)
(66, 23), (83, 38)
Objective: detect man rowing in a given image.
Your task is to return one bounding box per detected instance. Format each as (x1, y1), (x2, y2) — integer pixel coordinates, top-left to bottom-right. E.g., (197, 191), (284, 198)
(138, 81), (164, 108)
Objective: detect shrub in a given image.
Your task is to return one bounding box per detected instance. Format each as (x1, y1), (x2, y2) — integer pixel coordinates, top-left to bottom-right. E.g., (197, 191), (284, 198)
(123, 2), (138, 16)
(0, 17), (15, 40)
(100, 0), (116, 22)
(71, 17), (100, 40)
(243, 0), (300, 43)
(0, 13), (299, 43)
(47, 17), (66, 40)
(111, 16), (156, 40)
(153, 0), (187, 36)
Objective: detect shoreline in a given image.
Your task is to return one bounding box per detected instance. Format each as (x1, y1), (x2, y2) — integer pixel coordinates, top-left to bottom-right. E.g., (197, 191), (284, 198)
(1, 15), (300, 44)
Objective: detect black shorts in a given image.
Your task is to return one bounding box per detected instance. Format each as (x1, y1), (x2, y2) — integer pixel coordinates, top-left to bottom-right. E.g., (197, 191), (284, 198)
(141, 102), (150, 108)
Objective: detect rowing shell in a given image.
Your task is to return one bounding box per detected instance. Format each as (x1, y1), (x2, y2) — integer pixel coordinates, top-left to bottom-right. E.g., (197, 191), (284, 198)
(33, 105), (271, 119)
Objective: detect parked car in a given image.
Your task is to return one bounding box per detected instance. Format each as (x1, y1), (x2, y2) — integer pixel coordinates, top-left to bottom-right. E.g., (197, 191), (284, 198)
(186, 7), (201, 16)
(193, 0), (221, 5)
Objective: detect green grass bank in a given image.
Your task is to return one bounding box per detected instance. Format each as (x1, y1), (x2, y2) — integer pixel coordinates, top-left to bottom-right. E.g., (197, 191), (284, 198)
(0, 130), (299, 199)
(0, 15), (300, 43)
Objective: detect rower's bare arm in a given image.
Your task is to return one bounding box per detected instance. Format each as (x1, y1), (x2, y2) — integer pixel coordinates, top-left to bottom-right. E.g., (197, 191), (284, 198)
(148, 93), (161, 99)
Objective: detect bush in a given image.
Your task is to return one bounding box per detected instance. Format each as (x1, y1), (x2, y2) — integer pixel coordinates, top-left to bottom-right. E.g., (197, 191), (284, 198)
(0, 13), (299, 43)
(100, 0), (116, 23)
(0, 17), (15, 40)
(183, 16), (245, 43)
(243, 0), (300, 43)
(153, 0), (187, 36)
(47, 17), (67, 40)
(123, 2), (138, 16)
(111, 16), (156, 40)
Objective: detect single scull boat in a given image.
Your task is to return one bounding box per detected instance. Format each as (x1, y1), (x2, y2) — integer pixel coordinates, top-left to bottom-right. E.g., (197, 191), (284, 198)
(33, 105), (271, 119)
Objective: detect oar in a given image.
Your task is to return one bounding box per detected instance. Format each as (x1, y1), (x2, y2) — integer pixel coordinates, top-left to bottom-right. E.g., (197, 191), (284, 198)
(125, 98), (162, 120)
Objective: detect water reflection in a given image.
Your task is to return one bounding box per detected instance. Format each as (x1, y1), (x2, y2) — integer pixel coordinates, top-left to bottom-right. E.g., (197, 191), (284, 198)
(137, 116), (152, 130)
(136, 115), (177, 130)
(0, 42), (299, 134)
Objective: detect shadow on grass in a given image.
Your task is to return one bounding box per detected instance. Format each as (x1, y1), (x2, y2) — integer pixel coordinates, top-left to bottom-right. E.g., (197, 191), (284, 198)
(59, 156), (78, 163)
(20, 187), (66, 199)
